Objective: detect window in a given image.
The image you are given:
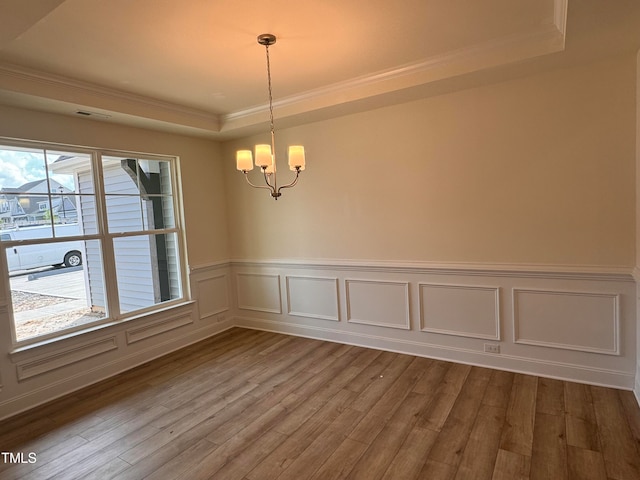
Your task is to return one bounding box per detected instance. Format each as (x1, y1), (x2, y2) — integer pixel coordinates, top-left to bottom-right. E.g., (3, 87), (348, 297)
(0, 141), (187, 344)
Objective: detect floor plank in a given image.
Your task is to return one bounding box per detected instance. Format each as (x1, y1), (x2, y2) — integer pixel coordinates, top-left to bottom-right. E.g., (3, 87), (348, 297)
(590, 385), (640, 480)
(565, 381), (600, 451)
(346, 391), (430, 480)
(380, 426), (438, 480)
(499, 374), (538, 457)
(530, 412), (567, 480)
(454, 403), (506, 480)
(416, 362), (470, 431)
(492, 449), (530, 480)
(426, 367), (491, 469)
(567, 445), (608, 480)
(0, 328), (639, 480)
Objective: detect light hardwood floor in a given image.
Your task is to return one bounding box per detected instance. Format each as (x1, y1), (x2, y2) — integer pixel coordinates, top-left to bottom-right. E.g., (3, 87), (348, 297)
(1, 327), (640, 479)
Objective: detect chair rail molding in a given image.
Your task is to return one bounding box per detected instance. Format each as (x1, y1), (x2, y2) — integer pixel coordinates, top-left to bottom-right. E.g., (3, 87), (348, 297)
(229, 258), (634, 282)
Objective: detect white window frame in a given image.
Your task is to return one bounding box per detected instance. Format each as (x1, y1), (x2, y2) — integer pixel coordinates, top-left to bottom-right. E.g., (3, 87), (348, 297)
(0, 138), (190, 346)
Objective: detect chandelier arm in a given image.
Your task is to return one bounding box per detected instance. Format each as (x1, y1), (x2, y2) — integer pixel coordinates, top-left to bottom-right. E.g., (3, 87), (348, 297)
(276, 169), (301, 194)
(243, 172), (276, 193)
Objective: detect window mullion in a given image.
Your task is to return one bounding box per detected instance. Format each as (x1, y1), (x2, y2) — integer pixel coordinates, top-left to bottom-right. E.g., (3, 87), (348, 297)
(171, 157), (190, 300)
(94, 151), (121, 320)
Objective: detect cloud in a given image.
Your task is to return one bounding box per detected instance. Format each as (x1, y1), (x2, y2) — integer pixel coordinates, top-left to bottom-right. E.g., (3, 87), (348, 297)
(0, 150), (46, 189)
(0, 149), (73, 191)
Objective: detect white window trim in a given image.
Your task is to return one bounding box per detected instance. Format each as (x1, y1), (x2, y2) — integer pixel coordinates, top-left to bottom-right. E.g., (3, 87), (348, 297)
(0, 138), (190, 347)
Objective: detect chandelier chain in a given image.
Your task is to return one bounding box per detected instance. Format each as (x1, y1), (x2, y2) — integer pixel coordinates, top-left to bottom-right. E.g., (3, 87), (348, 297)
(265, 44), (276, 160)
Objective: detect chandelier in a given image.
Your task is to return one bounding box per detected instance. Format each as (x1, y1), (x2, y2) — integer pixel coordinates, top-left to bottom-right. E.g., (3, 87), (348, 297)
(235, 34), (306, 200)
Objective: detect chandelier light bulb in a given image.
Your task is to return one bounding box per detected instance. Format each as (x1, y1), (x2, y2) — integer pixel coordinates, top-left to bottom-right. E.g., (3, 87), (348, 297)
(236, 150), (253, 171)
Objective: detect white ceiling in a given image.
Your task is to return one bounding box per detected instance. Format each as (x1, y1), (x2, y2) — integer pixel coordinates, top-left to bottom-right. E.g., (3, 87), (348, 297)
(0, 0), (639, 139)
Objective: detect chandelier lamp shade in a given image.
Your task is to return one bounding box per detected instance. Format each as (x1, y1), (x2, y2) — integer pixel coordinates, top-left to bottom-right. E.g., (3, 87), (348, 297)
(236, 34), (306, 200)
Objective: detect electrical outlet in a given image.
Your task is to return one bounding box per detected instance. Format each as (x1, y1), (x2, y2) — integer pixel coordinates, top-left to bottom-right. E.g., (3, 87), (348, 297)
(484, 343), (500, 354)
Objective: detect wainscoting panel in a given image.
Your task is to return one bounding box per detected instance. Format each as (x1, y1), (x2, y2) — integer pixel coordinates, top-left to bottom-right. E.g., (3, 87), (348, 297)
(197, 274), (230, 320)
(236, 273), (282, 314)
(346, 279), (410, 330)
(16, 336), (118, 381)
(513, 288), (619, 355)
(286, 276), (339, 321)
(126, 314), (194, 344)
(420, 283), (500, 340)
(231, 259), (636, 390)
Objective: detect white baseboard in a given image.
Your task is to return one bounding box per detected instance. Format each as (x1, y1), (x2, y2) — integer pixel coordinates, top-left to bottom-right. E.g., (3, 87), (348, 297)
(235, 316), (635, 390)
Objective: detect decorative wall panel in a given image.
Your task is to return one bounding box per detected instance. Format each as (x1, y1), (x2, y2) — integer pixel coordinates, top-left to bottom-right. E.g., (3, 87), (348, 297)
(126, 314), (193, 344)
(346, 279), (410, 330)
(513, 288), (619, 355)
(197, 274), (229, 319)
(286, 276), (339, 321)
(420, 283), (500, 340)
(236, 273), (282, 314)
(16, 336), (118, 380)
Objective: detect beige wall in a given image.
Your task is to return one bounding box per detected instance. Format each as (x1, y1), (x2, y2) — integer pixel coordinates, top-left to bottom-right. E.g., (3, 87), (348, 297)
(636, 49), (640, 398)
(637, 48), (640, 272)
(223, 54), (637, 267)
(0, 105), (229, 267)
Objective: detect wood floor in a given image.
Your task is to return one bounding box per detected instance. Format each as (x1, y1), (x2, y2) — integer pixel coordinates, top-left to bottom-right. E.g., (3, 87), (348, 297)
(1, 328), (640, 480)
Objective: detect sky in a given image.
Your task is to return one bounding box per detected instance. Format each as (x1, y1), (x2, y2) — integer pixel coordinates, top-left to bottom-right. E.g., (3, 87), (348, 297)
(0, 148), (74, 191)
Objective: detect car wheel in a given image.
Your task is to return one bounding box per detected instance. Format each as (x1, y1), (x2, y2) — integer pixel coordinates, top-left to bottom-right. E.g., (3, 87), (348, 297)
(64, 251), (82, 267)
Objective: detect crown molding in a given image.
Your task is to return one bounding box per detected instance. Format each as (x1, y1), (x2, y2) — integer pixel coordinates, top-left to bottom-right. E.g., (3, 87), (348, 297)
(222, 16), (567, 130)
(0, 1), (568, 138)
(0, 62), (221, 132)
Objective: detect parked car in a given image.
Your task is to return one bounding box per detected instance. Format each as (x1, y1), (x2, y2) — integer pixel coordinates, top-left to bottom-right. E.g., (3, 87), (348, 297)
(1, 224), (83, 272)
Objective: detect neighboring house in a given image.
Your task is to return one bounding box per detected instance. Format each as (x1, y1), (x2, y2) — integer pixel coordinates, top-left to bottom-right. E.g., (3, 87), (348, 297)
(0, 194), (25, 225)
(50, 156), (178, 314)
(0, 179), (77, 226)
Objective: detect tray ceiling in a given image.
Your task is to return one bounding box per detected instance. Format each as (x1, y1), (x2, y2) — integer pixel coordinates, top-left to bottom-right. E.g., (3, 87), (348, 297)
(0, 1), (637, 138)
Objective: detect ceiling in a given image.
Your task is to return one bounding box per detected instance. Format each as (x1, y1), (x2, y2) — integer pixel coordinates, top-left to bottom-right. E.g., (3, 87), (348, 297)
(0, 0), (639, 139)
